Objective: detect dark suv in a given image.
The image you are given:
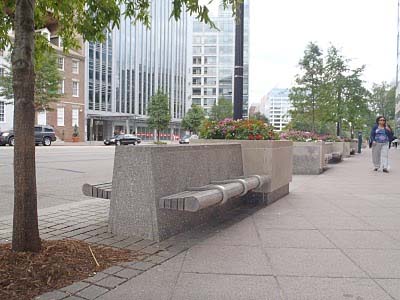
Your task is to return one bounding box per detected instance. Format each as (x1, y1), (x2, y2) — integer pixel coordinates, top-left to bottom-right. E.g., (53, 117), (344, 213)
(0, 125), (57, 146)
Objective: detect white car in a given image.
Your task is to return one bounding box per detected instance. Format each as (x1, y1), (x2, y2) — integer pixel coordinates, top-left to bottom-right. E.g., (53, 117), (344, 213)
(179, 134), (199, 144)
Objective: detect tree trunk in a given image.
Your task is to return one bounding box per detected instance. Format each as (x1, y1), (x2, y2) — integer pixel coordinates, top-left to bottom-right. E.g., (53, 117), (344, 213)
(12, 0), (41, 252)
(157, 130), (160, 142)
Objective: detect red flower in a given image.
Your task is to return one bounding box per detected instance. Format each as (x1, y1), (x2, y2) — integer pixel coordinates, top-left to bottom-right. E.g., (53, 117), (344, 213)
(248, 134), (254, 140)
(255, 134), (262, 140)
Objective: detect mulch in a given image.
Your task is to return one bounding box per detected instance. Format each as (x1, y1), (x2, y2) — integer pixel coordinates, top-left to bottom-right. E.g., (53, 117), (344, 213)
(0, 239), (143, 300)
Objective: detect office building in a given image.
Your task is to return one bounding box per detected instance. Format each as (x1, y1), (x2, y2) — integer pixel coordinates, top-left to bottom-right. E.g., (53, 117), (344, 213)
(264, 88), (292, 131)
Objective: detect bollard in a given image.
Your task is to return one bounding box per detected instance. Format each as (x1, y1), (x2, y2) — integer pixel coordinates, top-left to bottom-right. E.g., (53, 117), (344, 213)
(357, 131), (362, 153)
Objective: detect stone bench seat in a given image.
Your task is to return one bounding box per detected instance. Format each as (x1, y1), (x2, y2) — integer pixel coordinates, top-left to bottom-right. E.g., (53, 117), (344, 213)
(159, 175), (271, 212)
(329, 151), (342, 163)
(82, 182), (112, 199)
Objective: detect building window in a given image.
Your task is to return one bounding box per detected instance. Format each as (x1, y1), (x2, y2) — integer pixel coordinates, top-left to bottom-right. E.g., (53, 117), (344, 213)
(203, 36), (217, 44)
(192, 36), (202, 44)
(72, 81), (79, 97)
(204, 67), (216, 75)
(192, 67), (201, 75)
(204, 46), (216, 54)
(192, 88), (201, 96)
(57, 57), (64, 70)
(193, 56), (201, 65)
(57, 107), (64, 126)
(0, 101), (4, 122)
(192, 46), (202, 54)
(192, 98), (201, 105)
(72, 60), (79, 74)
(192, 77), (202, 85)
(37, 110), (46, 125)
(58, 80), (65, 94)
(204, 56), (216, 65)
(204, 98), (216, 106)
(204, 88), (216, 96)
(204, 77), (216, 85)
(72, 108), (79, 127)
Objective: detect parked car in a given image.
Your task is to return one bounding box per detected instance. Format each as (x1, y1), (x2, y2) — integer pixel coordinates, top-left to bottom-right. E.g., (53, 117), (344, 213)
(179, 134), (199, 144)
(0, 125), (56, 146)
(104, 134), (141, 146)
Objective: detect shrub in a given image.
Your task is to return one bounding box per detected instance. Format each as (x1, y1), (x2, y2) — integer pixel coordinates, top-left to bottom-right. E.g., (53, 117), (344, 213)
(200, 119), (279, 140)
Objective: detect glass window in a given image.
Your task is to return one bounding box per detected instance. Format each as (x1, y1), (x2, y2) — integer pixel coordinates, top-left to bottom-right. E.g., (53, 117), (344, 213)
(204, 98), (216, 106)
(57, 107), (64, 126)
(203, 36), (217, 44)
(204, 56), (216, 65)
(204, 77), (216, 85)
(0, 101), (4, 122)
(219, 56), (233, 65)
(192, 67), (201, 75)
(57, 57), (64, 70)
(219, 46), (233, 55)
(72, 108), (79, 127)
(72, 81), (79, 97)
(204, 88), (216, 96)
(204, 67), (216, 75)
(192, 98), (201, 105)
(192, 88), (201, 96)
(192, 46), (202, 54)
(204, 46), (216, 54)
(192, 77), (202, 85)
(72, 60), (79, 74)
(193, 36), (202, 44)
(193, 56), (201, 65)
(37, 110), (46, 125)
(58, 80), (64, 94)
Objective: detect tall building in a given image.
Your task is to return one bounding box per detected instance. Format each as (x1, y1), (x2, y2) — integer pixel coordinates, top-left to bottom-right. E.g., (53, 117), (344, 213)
(264, 88), (292, 131)
(86, 2), (190, 141)
(191, 1), (249, 117)
(0, 48), (14, 132)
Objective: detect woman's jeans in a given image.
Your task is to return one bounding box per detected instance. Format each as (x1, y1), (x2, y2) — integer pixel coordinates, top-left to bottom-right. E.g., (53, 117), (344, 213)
(372, 142), (389, 169)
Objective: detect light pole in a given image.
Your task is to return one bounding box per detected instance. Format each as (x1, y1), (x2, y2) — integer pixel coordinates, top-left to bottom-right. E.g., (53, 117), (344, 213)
(233, 1), (244, 120)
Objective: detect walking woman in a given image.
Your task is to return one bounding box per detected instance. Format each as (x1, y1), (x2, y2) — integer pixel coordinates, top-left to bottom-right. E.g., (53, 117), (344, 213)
(369, 116), (393, 172)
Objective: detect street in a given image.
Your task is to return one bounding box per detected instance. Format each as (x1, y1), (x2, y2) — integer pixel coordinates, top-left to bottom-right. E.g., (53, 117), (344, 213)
(0, 146), (115, 217)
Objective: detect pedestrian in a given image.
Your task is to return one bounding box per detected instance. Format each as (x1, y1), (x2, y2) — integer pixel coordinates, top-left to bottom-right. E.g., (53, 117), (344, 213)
(369, 116), (393, 172)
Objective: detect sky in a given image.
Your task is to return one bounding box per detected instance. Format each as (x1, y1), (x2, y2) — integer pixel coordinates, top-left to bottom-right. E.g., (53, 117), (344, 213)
(206, 0), (398, 105)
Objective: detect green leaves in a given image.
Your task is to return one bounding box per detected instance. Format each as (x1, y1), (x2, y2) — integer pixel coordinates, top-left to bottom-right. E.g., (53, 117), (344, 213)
(147, 91), (171, 141)
(210, 98), (233, 121)
(181, 104), (205, 133)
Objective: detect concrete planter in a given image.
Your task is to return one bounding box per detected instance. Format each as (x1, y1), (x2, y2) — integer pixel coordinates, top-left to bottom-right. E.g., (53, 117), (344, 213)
(192, 139), (293, 203)
(350, 140), (358, 155)
(332, 141), (351, 158)
(292, 141), (333, 174)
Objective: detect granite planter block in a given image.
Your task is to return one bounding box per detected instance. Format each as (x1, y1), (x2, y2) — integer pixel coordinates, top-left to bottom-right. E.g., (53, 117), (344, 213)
(293, 142), (332, 175)
(332, 142), (345, 156)
(344, 142), (351, 157)
(191, 140), (293, 204)
(350, 140), (358, 155)
(109, 144), (247, 241)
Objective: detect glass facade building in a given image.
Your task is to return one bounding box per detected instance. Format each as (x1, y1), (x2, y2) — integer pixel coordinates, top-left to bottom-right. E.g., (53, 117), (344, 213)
(86, 2), (190, 141)
(191, 1), (249, 117)
(265, 88), (292, 131)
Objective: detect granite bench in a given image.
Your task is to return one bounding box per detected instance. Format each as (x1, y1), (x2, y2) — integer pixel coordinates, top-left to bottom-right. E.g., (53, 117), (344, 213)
(82, 143), (290, 241)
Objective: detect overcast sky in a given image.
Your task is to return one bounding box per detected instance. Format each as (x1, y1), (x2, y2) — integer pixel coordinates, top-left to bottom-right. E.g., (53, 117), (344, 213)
(206, 0), (398, 105)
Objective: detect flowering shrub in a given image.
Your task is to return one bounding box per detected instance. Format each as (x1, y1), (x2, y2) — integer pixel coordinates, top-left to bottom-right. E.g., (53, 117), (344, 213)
(280, 131), (341, 142)
(200, 119), (279, 140)
(279, 131), (319, 142)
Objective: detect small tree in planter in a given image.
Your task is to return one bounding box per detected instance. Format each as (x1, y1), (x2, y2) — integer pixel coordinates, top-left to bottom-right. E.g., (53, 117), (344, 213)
(72, 125), (79, 142)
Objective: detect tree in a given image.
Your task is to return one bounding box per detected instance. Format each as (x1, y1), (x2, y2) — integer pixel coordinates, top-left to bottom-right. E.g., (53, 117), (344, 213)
(249, 111), (269, 123)
(181, 104), (205, 134)
(0, 49), (62, 111)
(290, 42), (324, 132)
(147, 91), (171, 142)
(0, 0), (240, 252)
(210, 98), (233, 121)
(368, 82), (396, 120)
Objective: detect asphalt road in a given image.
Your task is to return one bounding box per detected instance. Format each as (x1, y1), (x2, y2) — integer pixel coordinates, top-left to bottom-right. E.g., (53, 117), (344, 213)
(0, 145), (115, 217)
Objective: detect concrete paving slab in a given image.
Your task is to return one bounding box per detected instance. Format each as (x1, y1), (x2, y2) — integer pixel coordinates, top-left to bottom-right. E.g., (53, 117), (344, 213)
(343, 249), (400, 278)
(259, 229), (335, 249)
(172, 273), (283, 300)
(266, 248), (368, 277)
(182, 245), (273, 275)
(376, 279), (400, 299)
(322, 230), (400, 249)
(278, 277), (392, 300)
(253, 214), (316, 230)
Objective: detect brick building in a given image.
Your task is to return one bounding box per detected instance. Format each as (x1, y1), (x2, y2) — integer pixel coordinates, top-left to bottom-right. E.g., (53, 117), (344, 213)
(36, 29), (85, 142)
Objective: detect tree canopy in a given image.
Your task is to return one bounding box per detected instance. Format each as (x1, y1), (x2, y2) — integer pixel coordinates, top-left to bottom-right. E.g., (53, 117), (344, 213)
(210, 98), (233, 121)
(181, 104), (205, 133)
(147, 90), (171, 142)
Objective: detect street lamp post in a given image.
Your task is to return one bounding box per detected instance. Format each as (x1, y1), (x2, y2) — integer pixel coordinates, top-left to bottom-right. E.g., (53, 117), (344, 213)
(233, 1), (244, 120)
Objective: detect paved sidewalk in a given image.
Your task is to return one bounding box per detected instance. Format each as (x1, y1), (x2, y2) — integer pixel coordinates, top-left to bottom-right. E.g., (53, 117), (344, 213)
(4, 148), (400, 299)
(96, 148), (400, 300)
